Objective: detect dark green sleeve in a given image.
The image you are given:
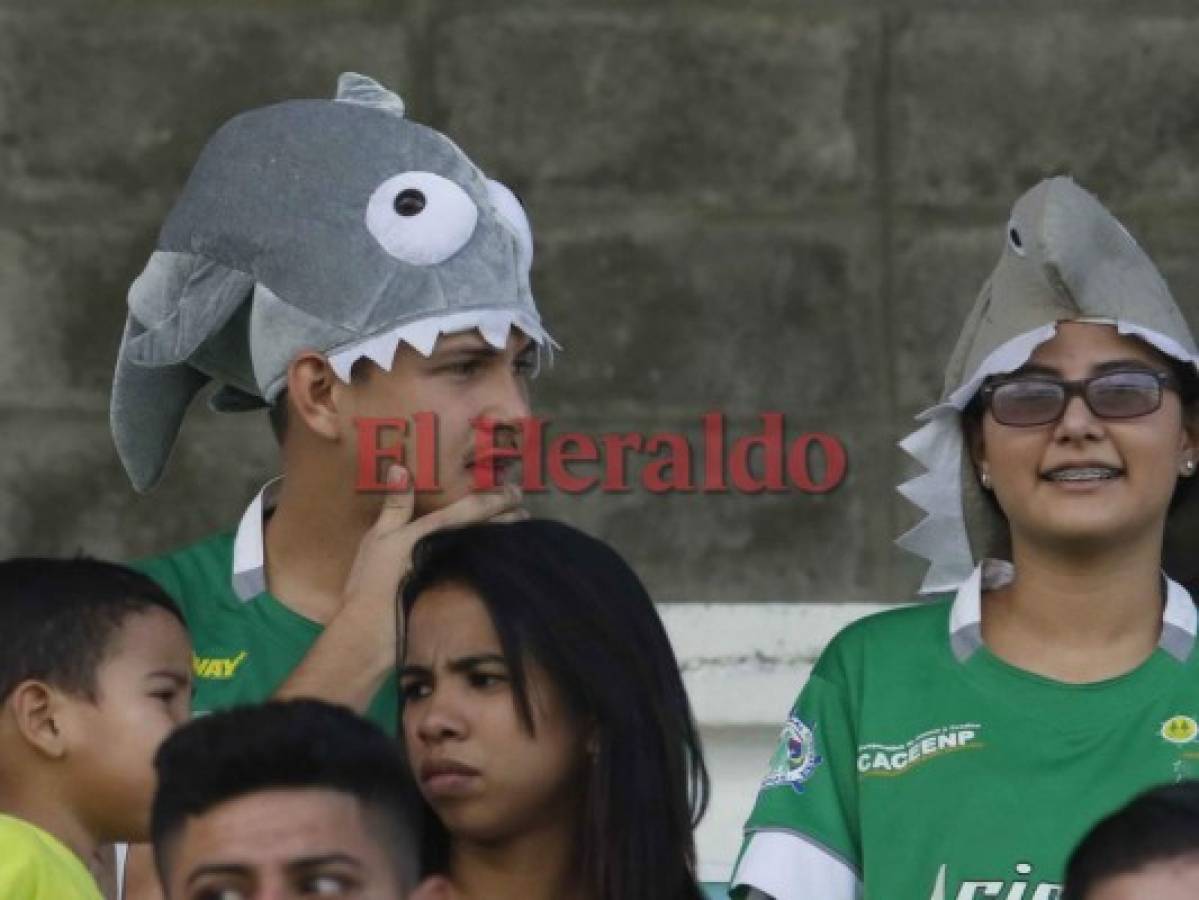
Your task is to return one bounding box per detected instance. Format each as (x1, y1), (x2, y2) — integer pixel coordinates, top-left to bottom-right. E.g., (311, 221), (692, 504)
(740, 665), (860, 870)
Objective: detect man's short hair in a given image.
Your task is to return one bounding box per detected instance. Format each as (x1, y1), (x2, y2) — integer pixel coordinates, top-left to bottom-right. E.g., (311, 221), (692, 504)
(151, 699), (421, 886)
(0, 557), (184, 704)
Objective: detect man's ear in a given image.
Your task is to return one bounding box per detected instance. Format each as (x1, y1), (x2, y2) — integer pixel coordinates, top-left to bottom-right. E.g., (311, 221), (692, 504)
(286, 352), (347, 442)
(8, 681), (70, 759)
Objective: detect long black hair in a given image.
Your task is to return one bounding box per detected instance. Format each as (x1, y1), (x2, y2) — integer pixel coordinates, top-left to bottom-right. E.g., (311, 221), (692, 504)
(1064, 780), (1199, 898)
(399, 519), (709, 900)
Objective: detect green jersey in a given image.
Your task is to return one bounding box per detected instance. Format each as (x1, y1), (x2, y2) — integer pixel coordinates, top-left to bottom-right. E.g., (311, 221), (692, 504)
(135, 485), (397, 732)
(734, 564), (1199, 900)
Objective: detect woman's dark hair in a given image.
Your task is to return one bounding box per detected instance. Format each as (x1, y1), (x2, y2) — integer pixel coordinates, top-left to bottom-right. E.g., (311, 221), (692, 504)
(1166, 356), (1199, 515)
(1064, 780), (1199, 898)
(400, 519), (709, 900)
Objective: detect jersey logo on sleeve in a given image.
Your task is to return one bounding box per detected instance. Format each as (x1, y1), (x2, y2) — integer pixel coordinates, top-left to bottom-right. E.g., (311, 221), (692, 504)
(192, 651), (249, 680)
(761, 715), (822, 794)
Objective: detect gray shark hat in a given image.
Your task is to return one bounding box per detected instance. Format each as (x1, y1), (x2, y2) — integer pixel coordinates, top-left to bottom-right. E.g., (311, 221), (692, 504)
(111, 73), (554, 492)
(898, 176), (1199, 592)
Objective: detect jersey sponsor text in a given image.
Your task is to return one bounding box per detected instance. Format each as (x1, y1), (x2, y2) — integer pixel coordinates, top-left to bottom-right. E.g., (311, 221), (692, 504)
(192, 651), (248, 680)
(929, 863), (1062, 900)
(858, 723), (981, 776)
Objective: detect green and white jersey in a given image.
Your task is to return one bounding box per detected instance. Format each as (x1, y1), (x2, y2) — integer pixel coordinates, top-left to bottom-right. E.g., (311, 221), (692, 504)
(734, 562), (1199, 900)
(135, 480), (398, 733)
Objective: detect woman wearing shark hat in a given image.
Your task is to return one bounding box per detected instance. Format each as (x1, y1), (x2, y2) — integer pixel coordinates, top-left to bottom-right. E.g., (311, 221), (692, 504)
(732, 177), (1199, 900)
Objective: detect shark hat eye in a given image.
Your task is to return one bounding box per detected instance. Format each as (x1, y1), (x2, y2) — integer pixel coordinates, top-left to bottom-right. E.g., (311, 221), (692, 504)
(366, 171), (479, 266)
(1007, 221), (1027, 256)
(394, 188), (427, 216)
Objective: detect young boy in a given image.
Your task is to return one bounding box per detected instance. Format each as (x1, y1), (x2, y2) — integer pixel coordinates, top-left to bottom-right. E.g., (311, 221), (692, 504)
(112, 72), (550, 730)
(0, 558), (192, 899)
(151, 699), (446, 900)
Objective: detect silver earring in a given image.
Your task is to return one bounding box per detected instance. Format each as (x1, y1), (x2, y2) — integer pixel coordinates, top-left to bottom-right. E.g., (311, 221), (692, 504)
(1182, 459), (1196, 478)
(980, 470), (992, 490)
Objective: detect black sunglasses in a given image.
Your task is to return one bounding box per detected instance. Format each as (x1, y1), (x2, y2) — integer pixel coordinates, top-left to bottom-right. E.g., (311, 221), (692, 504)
(979, 369), (1178, 427)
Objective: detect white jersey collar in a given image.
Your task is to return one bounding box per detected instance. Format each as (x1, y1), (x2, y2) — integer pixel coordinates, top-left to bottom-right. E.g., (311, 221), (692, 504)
(231, 477), (283, 602)
(949, 559), (1197, 664)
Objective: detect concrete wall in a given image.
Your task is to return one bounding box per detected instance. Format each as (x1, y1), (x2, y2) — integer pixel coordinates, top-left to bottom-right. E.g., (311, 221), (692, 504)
(4, 0), (1199, 608)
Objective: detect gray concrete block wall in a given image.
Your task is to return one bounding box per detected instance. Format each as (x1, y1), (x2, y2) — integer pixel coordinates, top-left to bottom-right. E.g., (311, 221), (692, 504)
(1, 0), (1196, 604)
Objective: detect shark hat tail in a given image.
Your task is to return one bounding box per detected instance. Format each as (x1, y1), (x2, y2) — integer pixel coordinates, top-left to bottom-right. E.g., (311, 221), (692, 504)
(112, 252), (257, 491)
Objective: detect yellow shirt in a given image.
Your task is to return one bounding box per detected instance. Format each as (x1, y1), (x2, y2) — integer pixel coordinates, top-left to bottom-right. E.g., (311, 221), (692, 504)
(0, 814), (103, 900)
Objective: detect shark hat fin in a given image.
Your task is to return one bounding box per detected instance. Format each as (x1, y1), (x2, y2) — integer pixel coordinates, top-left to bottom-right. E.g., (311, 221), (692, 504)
(335, 72), (406, 117)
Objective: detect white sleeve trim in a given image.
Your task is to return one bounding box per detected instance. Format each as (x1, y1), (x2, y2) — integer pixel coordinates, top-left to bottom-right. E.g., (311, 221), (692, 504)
(115, 842), (128, 900)
(732, 831), (861, 900)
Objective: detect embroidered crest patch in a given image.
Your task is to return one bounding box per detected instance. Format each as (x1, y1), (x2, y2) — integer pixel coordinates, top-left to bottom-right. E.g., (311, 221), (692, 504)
(761, 715), (822, 794)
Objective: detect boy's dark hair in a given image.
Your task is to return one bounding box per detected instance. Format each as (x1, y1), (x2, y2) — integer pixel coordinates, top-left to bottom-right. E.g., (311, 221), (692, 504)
(0, 557), (184, 704)
(151, 699), (421, 886)
(1064, 781), (1199, 898)
(401, 519), (710, 900)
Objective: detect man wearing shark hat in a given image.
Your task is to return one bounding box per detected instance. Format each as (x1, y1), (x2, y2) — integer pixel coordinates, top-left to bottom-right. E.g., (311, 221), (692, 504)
(112, 73), (553, 730)
(733, 177), (1199, 899)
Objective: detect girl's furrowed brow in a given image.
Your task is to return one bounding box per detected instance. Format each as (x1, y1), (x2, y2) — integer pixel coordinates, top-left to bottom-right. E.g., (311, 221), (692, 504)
(448, 653), (508, 673)
(400, 654), (507, 677)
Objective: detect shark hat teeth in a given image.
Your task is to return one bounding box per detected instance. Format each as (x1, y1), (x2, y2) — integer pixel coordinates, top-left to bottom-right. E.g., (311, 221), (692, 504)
(323, 307), (559, 386)
(896, 176), (1199, 593)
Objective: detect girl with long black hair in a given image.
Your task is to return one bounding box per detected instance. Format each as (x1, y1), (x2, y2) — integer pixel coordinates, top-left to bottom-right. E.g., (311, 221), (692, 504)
(398, 519), (709, 900)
